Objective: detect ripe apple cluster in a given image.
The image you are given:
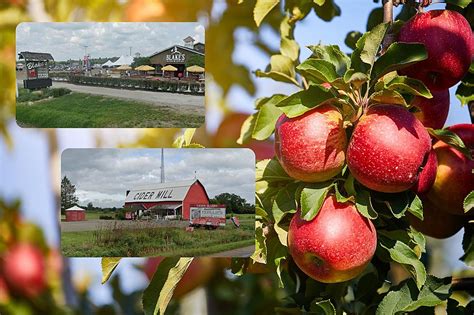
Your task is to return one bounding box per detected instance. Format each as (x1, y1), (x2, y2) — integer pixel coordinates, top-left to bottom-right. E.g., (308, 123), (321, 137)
(277, 9), (473, 283)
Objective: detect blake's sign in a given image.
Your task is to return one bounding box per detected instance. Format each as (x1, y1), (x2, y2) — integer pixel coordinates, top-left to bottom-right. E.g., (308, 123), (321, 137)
(165, 47), (185, 63)
(133, 189), (174, 201)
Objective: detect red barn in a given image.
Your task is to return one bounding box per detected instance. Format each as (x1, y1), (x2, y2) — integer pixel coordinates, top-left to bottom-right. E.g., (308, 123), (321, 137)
(124, 180), (210, 220)
(65, 205), (86, 221)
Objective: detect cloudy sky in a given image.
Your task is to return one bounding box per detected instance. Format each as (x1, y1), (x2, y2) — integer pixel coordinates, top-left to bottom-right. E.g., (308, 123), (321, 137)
(61, 149), (255, 208)
(16, 22), (205, 61)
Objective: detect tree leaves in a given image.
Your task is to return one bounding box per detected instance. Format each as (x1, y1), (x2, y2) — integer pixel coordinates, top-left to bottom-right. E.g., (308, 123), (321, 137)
(355, 189), (378, 219)
(384, 76), (432, 99)
(464, 191), (474, 214)
(256, 54), (300, 86)
(254, 0), (280, 27)
(376, 276), (451, 314)
(378, 234), (426, 289)
(300, 182), (333, 221)
(143, 257), (193, 315)
(101, 257), (122, 284)
(350, 22), (389, 75)
(371, 43), (428, 83)
(275, 85), (334, 117)
(427, 128), (473, 160)
(307, 44), (350, 76)
(310, 299), (336, 314)
(296, 58), (338, 84)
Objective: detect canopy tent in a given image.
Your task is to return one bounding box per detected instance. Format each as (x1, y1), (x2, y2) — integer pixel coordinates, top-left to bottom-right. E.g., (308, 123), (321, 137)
(186, 65), (205, 73)
(116, 64), (132, 71)
(102, 60), (114, 67)
(135, 65), (155, 71)
(161, 65), (178, 71)
(112, 55), (134, 66)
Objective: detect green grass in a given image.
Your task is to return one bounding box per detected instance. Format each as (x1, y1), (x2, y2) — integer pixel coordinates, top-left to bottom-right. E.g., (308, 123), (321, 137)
(16, 92), (204, 128)
(17, 87), (71, 102)
(61, 219), (255, 257)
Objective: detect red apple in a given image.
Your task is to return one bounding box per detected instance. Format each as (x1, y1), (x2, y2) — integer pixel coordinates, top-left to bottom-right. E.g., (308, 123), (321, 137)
(2, 243), (47, 298)
(408, 197), (464, 239)
(411, 149), (438, 195)
(347, 105), (431, 193)
(426, 124), (474, 215)
(143, 257), (215, 298)
(412, 90), (450, 130)
(398, 10), (474, 91)
(288, 195), (377, 283)
(274, 105), (347, 182)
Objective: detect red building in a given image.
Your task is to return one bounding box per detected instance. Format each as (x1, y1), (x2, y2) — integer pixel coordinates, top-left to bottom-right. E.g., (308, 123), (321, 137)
(124, 179), (210, 220)
(65, 205), (86, 222)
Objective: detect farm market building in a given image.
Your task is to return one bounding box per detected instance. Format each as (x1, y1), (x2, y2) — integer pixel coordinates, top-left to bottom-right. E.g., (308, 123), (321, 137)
(149, 36), (204, 77)
(124, 179), (209, 220)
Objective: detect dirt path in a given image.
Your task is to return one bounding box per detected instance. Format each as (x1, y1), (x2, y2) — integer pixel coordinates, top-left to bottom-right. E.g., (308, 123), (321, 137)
(211, 245), (255, 258)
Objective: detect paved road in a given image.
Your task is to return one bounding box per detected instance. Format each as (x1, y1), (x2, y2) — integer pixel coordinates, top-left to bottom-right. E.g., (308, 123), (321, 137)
(52, 81), (204, 109)
(211, 245), (255, 258)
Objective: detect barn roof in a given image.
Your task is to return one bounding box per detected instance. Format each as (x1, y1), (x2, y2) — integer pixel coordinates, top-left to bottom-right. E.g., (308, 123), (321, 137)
(124, 179), (208, 203)
(18, 51), (54, 61)
(65, 205), (85, 211)
(148, 45), (205, 59)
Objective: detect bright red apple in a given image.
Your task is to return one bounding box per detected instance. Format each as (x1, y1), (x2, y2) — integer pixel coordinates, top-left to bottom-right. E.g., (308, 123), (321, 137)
(144, 257), (215, 298)
(398, 10), (474, 91)
(412, 149), (438, 195)
(288, 195), (377, 283)
(347, 105), (431, 193)
(412, 90), (450, 130)
(2, 243), (47, 298)
(274, 105), (347, 182)
(426, 124), (474, 215)
(408, 197), (465, 239)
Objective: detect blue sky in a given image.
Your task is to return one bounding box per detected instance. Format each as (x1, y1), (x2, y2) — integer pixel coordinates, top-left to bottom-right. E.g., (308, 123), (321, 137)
(1, 0), (471, 305)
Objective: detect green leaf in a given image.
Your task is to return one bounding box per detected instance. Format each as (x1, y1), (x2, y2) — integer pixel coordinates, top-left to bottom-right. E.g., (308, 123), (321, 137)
(427, 128), (472, 160)
(354, 22), (390, 72)
(251, 220), (267, 263)
(343, 174), (356, 196)
(313, 0), (326, 6)
(464, 191), (474, 214)
(310, 299), (336, 314)
(276, 85), (335, 118)
(101, 257), (121, 284)
(143, 257), (193, 315)
(255, 54), (299, 86)
(307, 44), (350, 76)
(251, 94), (286, 141)
(272, 183), (299, 246)
(237, 114), (255, 145)
(280, 16), (299, 62)
(455, 73), (474, 106)
(366, 7), (384, 31)
(445, 0), (471, 8)
(376, 276), (451, 314)
(334, 183), (355, 204)
(256, 158), (293, 183)
(374, 191), (411, 219)
(300, 182), (334, 221)
(254, 0), (280, 27)
(369, 90), (407, 107)
(355, 189), (378, 219)
(343, 70), (368, 89)
(378, 235), (427, 289)
(371, 43), (428, 82)
(345, 31), (362, 50)
(385, 76), (432, 99)
(297, 58), (339, 84)
(408, 192), (424, 220)
(313, 0), (340, 21)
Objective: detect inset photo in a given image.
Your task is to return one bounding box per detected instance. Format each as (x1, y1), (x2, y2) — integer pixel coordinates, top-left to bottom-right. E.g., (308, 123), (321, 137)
(16, 22), (205, 128)
(60, 148), (255, 257)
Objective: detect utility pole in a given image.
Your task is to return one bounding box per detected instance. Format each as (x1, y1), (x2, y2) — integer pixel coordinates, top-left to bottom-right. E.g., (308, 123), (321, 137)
(160, 148), (165, 183)
(129, 46), (132, 56)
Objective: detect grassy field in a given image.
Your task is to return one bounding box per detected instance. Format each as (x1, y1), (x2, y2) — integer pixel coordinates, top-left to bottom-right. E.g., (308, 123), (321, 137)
(61, 218), (255, 257)
(61, 210), (116, 221)
(16, 92), (204, 128)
